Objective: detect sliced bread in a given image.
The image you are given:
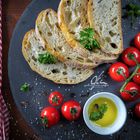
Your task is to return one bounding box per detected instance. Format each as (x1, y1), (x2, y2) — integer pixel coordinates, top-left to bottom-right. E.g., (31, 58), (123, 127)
(58, 0), (119, 64)
(88, 0), (123, 54)
(58, 0), (90, 48)
(35, 9), (98, 68)
(22, 29), (94, 84)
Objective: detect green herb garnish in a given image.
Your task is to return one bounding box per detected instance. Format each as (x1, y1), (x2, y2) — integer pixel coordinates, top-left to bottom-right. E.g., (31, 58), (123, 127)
(79, 28), (100, 51)
(89, 103), (108, 121)
(123, 3), (140, 26)
(38, 53), (57, 64)
(20, 83), (30, 92)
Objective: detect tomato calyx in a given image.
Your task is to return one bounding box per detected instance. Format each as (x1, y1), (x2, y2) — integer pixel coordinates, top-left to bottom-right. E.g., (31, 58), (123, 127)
(123, 89), (138, 97)
(117, 68), (127, 79)
(70, 107), (77, 117)
(41, 116), (49, 128)
(109, 62), (129, 82)
(52, 95), (59, 104)
(128, 53), (138, 64)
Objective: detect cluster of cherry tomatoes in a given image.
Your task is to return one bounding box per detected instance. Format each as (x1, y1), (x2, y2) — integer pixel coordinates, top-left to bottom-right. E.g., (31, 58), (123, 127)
(109, 33), (140, 118)
(40, 91), (81, 128)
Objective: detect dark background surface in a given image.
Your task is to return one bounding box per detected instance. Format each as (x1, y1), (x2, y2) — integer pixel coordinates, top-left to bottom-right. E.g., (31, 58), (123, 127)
(3, 0), (140, 140)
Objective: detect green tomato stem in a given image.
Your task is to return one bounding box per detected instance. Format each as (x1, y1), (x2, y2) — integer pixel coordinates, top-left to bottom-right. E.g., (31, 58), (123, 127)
(117, 68), (127, 80)
(120, 64), (140, 92)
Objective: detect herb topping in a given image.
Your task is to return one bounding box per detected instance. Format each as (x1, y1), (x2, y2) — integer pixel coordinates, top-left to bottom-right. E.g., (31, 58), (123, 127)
(89, 103), (108, 121)
(79, 28), (100, 51)
(20, 83), (30, 92)
(38, 53), (57, 64)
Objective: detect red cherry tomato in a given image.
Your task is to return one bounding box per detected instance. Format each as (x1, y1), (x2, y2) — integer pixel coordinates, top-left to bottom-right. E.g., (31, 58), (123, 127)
(108, 62), (129, 82)
(49, 91), (63, 106)
(40, 107), (60, 128)
(120, 82), (140, 101)
(134, 33), (140, 50)
(133, 68), (140, 85)
(134, 103), (140, 118)
(122, 47), (140, 66)
(61, 100), (81, 121)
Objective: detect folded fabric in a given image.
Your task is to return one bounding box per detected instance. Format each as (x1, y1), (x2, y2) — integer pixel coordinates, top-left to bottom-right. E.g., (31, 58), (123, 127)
(0, 1), (9, 139)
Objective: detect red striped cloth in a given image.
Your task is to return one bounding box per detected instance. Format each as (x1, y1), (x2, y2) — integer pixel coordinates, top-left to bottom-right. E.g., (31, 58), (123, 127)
(0, 1), (9, 140)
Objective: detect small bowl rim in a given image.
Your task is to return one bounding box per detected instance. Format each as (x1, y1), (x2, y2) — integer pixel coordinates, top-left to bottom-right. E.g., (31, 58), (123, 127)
(83, 92), (127, 135)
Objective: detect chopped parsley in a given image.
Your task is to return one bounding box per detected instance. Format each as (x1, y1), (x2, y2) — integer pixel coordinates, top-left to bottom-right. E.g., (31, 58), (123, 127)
(20, 83), (30, 92)
(89, 103), (108, 121)
(79, 28), (100, 51)
(38, 53), (57, 64)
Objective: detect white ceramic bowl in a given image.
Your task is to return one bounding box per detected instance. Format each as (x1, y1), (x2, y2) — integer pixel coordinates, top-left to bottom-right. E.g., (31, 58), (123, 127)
(83, 92), (127, 135)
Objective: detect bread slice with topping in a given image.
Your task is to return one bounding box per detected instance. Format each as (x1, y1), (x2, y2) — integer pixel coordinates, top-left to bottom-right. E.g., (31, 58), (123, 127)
(58, 0), (119, 64)
(88, 0), (123, 54)
(35, 9), (98, 68)
(22, 29), (94, 84)
(58, 0), (89, 48)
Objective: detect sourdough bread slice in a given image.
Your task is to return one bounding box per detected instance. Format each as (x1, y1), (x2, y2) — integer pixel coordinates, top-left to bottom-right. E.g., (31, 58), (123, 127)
(58, 0), (90, 48)
(88, 0), (123, 54)
(35, 9), (98, 68)
(22, 29), (94, 84)
(58, 0), (119, 64)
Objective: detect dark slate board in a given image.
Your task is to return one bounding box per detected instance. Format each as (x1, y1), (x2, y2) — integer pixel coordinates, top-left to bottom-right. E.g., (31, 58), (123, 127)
(8, 0), (140, 140)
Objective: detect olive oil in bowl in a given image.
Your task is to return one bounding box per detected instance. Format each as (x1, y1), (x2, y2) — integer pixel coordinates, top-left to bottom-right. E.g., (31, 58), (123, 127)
(88, 97), (118, 127)
(83, 92), (127, 135)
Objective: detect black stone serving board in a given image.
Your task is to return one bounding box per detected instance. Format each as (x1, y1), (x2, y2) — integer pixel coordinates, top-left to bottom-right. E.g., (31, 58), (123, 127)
(8, 0), (140, 140)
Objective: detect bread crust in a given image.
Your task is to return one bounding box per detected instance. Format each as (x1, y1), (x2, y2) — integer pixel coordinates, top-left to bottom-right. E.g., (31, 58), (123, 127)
(58, 0), (119, 65)
(35, 9), (66, 62)
(22, 29), (94, 84)
(88, 0), (123, 54)
(35, 9), (99, 68)
(58, 0), (88, 49)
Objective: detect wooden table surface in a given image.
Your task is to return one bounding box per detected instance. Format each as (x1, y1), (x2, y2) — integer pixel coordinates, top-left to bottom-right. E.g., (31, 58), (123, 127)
(2, 0), (39, 139)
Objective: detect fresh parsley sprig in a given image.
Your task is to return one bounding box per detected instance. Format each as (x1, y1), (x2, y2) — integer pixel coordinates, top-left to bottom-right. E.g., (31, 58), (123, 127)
(20, 83), (30, 92)
(79, 28), (100, 51)
(89, 103), (108, 121)
(123, 3), (140, 26)
(38, 52), (57, 64)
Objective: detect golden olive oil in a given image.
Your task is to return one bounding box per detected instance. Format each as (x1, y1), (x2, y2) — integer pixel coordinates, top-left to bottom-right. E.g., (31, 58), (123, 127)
(88, 97), (118, 127)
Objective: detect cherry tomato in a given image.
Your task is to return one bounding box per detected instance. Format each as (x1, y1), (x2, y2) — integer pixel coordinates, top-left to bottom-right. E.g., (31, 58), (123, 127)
(120, 82), (140, 101)
(108, 62), (129, 82)
(41, 107), (60, 128)
(134, 103), (140, 118)
(134, 33), (140, 50)
(122, 47), (140, 66)
(49, 91), (63, 106)
(61, 100), (81, 121)
(133, 68), (140, 85)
